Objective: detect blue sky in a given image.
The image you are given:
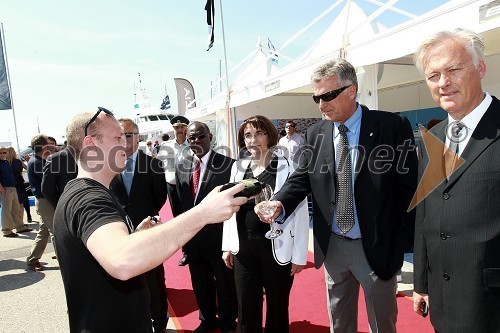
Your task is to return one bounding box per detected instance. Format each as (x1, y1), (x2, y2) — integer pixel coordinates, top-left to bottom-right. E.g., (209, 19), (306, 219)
(0, 0), (448, 148)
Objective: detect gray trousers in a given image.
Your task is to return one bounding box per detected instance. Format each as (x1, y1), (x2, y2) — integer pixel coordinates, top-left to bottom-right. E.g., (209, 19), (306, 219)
(324, 233), (397, 333)
(27, 198), (55, 264)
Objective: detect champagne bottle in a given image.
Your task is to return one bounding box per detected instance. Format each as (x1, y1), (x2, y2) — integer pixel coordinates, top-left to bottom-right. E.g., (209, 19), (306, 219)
(220, 178), (265, 198)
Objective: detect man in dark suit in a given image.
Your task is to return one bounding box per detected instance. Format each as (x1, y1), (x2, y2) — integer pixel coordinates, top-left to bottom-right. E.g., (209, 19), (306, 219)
(412, 28), (500, 333)
(170, 121), (237, 333)
(42, 146), (78, 209)
(109, 118), (169, 333)
(257, 58), (417, 332)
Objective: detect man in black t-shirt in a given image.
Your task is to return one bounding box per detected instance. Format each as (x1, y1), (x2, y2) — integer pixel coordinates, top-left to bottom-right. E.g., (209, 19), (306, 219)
(54, 109), (247, 332)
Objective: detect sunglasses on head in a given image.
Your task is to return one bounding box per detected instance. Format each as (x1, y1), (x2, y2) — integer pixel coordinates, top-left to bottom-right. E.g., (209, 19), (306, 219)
(187, 134), (208, 142)
(85, 107), (114, 136)
(312, 84), (351, 104)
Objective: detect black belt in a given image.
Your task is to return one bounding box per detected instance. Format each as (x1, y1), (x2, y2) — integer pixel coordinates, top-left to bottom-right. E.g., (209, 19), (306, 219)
(332, 232), (361, 241)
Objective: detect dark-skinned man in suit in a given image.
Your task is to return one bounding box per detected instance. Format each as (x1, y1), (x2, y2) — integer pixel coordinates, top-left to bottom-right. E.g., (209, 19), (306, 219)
(412, 28), (500, 333)
(256, 58), (418, 333)
(169, 121), (237, 333)
(110, 118), (169, 333)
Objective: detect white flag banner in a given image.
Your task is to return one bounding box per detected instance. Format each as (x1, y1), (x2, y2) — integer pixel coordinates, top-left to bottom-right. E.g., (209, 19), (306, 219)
(0, 27), (12, 110)
(174, 78), (196, 116)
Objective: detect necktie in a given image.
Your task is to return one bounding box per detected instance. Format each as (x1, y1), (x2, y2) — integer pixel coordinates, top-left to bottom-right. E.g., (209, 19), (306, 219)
(445, 122), (465, 179)
(335, 124), (355, 234)
(123, 158), (134, 195)
(191, 159), (201, 201)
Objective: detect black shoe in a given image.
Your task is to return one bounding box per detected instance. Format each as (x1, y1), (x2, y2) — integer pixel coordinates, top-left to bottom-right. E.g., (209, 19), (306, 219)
(178, 253), (188, 266)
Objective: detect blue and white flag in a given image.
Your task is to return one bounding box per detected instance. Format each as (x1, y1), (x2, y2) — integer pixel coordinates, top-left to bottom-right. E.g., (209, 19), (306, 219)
(0, 28), (12, 110)
(268, 38), (279, 64)
(160, 95), (171, 110)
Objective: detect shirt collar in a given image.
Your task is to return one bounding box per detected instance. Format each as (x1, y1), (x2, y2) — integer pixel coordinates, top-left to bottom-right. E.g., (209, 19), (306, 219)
(129, 149), (139, 162)
(334, 103), (362, 136)
(447, 92), (492, 132)
(193, 149), (212, 165)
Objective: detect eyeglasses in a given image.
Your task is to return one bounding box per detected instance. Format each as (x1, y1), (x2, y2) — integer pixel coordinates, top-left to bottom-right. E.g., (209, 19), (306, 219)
(244, 131), (268, 141)
(285, 125), (295, 129)
(84, 107), (114, 136)
(124, 132), (139, 139)
(312, 85), (351, 104)
(187, 134), (208, 142)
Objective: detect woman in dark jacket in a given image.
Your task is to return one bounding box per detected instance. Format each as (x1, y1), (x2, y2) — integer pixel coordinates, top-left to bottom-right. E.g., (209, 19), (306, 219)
(6, 147), (32, 222)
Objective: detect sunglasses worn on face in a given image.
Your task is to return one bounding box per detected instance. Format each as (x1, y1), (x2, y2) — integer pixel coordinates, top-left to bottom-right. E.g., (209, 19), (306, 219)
(84, 107), (114, 136)
(124, 132), (139, 138)
(312, 85), (351, 104)
(0, 152), (6, 154)
(187, 134), (208, 142)
(285, 125), (295, 128)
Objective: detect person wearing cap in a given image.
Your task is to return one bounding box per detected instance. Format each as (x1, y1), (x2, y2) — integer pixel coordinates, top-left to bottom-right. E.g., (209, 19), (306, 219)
(158, 115), (190, 184)
(157, 115), (191, 266)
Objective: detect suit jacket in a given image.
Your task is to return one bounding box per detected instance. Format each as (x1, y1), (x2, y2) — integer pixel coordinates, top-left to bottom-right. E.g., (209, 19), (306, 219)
(222, 155), (310, 265)
(170, 150), (234, 260)
(41, 148), (78, 209)
(110, 150), (168, 227)
(275, 106), (418, 280)
(414, 96), (500, 333)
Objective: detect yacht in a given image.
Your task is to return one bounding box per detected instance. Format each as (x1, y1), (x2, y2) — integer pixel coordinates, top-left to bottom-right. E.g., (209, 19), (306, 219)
(131, 86), (175, 144)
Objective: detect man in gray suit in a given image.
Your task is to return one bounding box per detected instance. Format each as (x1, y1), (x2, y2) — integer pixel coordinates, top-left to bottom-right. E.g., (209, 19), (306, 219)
(413, 28), (500, 333)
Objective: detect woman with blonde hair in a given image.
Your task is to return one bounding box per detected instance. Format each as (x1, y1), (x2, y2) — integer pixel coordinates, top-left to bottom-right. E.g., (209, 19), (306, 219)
(222, 115), (309, 332)
(5, 147), (32, 222)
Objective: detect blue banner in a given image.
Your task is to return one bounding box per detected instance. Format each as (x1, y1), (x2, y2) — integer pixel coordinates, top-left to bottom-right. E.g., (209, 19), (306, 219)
(0, 28), (12, 110)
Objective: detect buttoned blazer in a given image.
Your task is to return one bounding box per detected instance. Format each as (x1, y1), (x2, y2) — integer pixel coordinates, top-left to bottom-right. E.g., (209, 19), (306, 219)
(221, 155), (309, 266)
(275, 106), (418, 280)
(413, 96), (500, 332)
(170, 151), (234, 260)
(110, 150), (168, 227)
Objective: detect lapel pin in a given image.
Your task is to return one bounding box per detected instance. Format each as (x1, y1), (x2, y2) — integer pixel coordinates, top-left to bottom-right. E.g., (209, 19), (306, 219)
(369, 132), (373, 137)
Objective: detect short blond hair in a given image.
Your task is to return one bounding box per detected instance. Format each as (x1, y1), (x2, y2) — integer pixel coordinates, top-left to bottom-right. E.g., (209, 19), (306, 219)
(66, 112), (110, 161)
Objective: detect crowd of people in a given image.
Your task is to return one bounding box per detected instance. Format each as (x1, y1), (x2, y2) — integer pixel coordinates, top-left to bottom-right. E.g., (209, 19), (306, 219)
(1, 28), (499, 333)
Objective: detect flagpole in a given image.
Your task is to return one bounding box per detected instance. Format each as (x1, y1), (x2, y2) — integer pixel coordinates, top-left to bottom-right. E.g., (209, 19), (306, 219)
(218, 0), (237, 158)
(0, 23), (20, 152)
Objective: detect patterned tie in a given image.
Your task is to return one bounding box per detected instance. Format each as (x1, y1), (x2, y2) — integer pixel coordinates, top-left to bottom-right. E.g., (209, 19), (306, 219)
(123, 158), (134, 195)
(335, 124), (355, 234)
(445, 122), (465, 179)
(191, 159), (201, 200)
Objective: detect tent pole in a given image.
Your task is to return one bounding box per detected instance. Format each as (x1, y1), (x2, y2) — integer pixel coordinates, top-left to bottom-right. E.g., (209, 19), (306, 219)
(219, 0), (237, 158)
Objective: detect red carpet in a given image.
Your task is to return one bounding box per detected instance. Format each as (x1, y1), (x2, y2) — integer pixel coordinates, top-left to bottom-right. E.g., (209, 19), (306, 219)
(159, 200), (434, 332)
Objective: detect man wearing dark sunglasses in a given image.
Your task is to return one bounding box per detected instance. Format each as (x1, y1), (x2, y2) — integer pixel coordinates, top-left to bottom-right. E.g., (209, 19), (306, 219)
(169, 121), (237, 333)
(53, 110), (247, 333)
(256, 58), (418, 333)
(110, 118), (169, 333)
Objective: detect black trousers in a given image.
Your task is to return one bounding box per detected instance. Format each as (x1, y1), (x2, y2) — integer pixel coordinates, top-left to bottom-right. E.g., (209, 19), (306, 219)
(234, 238), (294, 333)
(188, 250), (238, 331)
(145, 265), (169, 333)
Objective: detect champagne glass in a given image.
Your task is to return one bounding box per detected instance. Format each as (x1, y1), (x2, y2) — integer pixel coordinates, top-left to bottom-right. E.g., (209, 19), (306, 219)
(254, 184), (282, 239)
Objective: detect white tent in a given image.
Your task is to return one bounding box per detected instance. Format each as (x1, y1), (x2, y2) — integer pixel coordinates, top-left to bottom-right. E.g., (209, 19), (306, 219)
(187, 0), (500, 153)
